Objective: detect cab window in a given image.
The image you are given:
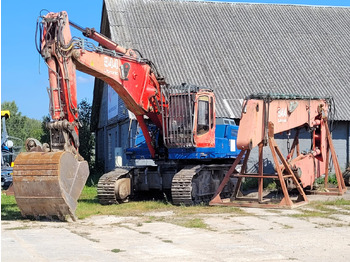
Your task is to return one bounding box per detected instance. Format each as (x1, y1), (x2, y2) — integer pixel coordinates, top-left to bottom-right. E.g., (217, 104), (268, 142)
(197, 96), (209, 135)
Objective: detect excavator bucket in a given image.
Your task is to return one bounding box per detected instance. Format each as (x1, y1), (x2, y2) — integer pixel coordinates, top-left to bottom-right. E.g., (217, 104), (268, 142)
(12, 151), (89, 221)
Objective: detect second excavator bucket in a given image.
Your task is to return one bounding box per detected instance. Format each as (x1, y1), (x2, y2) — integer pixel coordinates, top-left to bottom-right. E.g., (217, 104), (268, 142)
(13, 151), (89, 221)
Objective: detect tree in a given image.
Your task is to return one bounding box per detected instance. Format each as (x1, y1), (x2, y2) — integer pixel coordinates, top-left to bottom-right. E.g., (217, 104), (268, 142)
(36, 100), (94, 166)
(40, 115), (51, 144)
(1, 101), (43, 149)
(78, 99), (95, 169)
(2, 100), (98, 183)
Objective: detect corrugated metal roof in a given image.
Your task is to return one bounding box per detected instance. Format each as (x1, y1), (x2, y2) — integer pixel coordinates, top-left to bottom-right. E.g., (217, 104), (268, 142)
(100, 0), (350, 120)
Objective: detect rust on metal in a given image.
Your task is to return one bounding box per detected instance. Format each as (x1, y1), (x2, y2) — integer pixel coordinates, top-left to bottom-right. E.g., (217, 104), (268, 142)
(210, 95), (346, 209)
(210, 120), (346, 209)
(13, 151), (89, 220)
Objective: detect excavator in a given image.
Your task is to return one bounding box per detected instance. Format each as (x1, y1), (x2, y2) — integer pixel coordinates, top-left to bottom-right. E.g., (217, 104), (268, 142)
(13, 11), (346, 220)
(210, 94), (347, 208)
(1, 110), (22, 191)
(13, 11), (240, 220)
(2, 110), (14, 190)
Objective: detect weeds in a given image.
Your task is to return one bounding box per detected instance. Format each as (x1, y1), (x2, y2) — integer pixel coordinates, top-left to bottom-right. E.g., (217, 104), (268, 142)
(111, 248), (125, 253)
(70, 230), (100, 242)
(315, 174), (338, 185)
(242, 178), (277, 191)
(316, 222), (350, 228)
(289, 209), (332, 219)
(173, 218), (208, 229)
(5, 226), (30, 230)
(323, 198), (350, 206)
(162, 239), (173, 243)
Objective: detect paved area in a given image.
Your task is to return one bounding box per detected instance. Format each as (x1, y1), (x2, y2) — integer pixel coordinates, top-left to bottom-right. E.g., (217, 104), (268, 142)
(2, 191), (350, 262)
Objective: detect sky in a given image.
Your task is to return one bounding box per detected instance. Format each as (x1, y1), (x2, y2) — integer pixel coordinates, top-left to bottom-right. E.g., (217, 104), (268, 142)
(1, 0), (350, 120)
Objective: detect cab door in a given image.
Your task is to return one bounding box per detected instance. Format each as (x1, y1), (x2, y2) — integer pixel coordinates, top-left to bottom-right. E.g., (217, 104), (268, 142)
(193, 92), (215, 147)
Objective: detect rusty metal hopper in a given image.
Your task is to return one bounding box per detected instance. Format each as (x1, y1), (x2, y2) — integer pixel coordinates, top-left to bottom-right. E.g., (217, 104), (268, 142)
(13, 151), (89, 221)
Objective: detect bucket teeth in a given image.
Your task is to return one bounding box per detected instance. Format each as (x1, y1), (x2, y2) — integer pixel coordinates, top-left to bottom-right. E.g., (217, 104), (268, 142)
(13, 151), (89, 221)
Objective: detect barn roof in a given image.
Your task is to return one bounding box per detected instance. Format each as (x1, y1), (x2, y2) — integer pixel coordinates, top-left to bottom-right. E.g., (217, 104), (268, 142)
(92, 0), (350, 127)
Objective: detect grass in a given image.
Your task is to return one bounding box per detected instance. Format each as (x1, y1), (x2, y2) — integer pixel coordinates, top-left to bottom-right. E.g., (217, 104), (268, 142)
(1, 187), (248, 222)
(290, 209), (332, 219)
(173, 218), (209, 229)
(76, 186), (250, 220)
(288, 199), (350, 220)
(322, 198), (350, 206)
(5, 226), (30, 230)
(242, 178), (277, 191)
(77, 187), (173, 219)
(2, 187), (350, 228)
(1, 192), (22, 220)
(77, 187), (250, 230)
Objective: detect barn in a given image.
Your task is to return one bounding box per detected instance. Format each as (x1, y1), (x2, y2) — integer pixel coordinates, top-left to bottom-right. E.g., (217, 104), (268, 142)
(91, 0), (350, 173)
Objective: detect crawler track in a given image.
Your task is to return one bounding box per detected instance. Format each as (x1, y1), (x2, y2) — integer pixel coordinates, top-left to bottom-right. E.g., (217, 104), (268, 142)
(171, 165), (236, 205)
(97, 168), (131, 205)
(343, 167), (350, 186)
(171, 166), (201, 205)
(99, 165), (237, 206)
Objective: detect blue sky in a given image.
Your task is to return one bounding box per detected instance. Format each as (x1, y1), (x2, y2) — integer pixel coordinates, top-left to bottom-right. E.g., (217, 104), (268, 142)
(1, 0), (350, 120)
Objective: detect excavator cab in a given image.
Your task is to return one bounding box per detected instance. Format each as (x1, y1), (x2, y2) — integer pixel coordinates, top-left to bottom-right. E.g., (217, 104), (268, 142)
(162, 84), (216, 149)
(193, 92), (215, 148)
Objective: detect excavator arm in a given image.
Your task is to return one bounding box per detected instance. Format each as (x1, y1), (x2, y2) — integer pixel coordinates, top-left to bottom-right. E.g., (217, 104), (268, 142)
(13, 11), (165, 220)
(40, 11), (164, 157)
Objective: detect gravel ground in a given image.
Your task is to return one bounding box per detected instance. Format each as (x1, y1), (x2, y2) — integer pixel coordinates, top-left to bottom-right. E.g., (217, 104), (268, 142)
(2, 190), (350, 262)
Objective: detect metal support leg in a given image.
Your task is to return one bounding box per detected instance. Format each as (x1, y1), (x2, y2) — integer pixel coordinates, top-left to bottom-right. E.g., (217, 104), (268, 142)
(210, 150), (245, 204)
(258, 143), (264, 203)
(324, 120), (347, 194)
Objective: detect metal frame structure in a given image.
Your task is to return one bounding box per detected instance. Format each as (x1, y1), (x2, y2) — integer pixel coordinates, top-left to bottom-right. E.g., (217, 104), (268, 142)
(210, 99), (347, 208)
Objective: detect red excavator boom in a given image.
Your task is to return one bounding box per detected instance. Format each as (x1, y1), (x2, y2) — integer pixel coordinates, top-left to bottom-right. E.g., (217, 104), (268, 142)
(42, 11), (165, 158)
(13, 11), (165, 220)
